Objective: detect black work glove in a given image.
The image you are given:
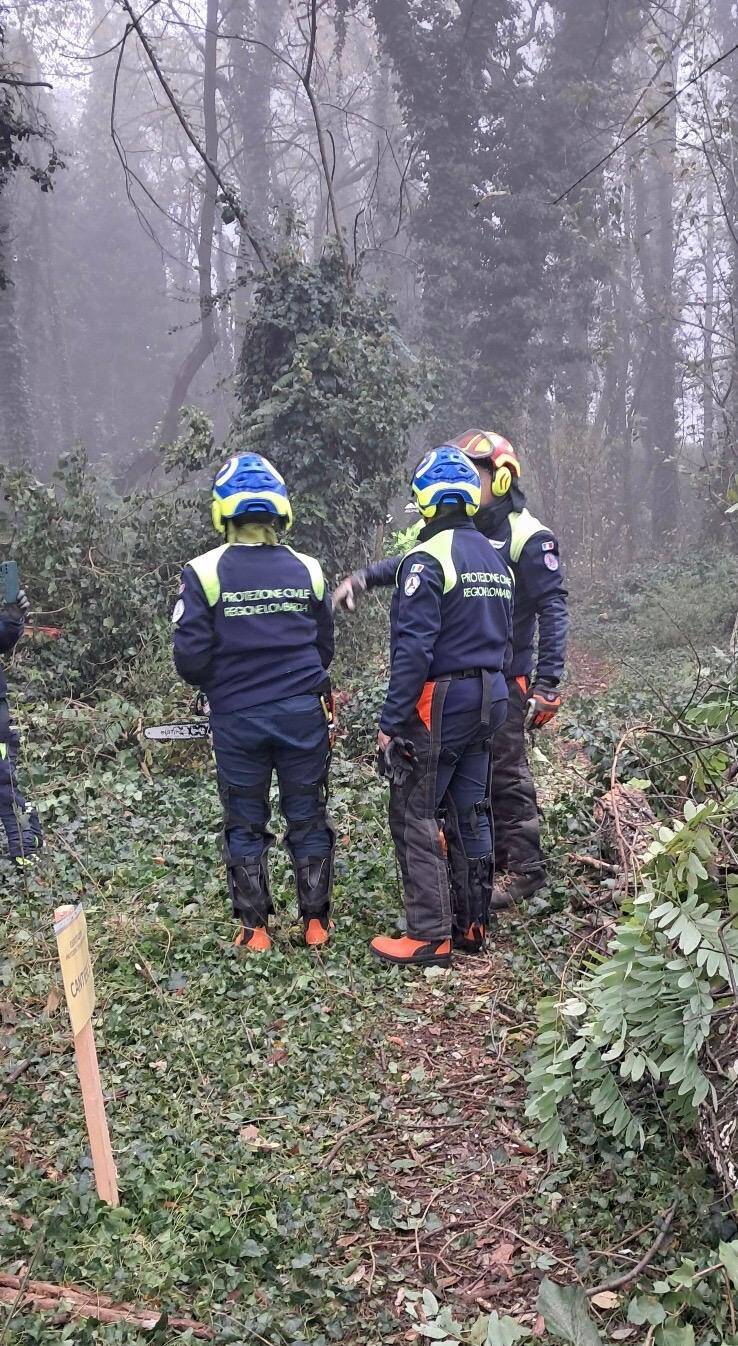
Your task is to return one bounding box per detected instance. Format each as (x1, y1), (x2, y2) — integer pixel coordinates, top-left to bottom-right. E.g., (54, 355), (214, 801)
(378, 736), (418, 787)
(332, 571), (367, 613)
(524, 679), (562, 730)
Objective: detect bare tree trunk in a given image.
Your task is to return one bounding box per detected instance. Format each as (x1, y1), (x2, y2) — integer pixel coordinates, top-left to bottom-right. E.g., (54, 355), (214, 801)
(122, 0), (220, 488)
(0, 196), (36, 464)
(634, 94), (679, 541)
(704, 175), (715, 462)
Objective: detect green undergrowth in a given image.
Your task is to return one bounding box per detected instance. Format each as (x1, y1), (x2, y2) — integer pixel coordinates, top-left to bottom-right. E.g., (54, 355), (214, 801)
(1, 690), (736, 1345)
(570, 553), (738, 690)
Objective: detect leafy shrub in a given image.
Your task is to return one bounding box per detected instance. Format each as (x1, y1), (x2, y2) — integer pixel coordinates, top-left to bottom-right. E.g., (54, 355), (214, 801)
(527, 772), (738, 1158)
(574, 553), (738, 658)
(0, 448), (210, 701)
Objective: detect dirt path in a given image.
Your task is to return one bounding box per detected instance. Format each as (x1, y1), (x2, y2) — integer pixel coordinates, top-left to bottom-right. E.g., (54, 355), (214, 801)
(347, 948), (581, 1338)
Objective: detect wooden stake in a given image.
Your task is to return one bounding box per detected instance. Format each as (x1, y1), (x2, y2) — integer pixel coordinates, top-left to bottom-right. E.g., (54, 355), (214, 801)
(73, 1019), (119, 1206)
(54, 905), (118, 1206)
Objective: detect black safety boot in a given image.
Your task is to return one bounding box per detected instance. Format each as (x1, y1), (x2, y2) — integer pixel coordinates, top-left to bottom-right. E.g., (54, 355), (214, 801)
(490, 869), (547, 910)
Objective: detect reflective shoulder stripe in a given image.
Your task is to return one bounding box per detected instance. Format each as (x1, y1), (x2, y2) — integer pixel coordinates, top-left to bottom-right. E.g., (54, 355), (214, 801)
(508, 509), (550, 565)
(283, 546), (325, 601)
(188, 544), (229, 606)
(400, 530), (457, 595)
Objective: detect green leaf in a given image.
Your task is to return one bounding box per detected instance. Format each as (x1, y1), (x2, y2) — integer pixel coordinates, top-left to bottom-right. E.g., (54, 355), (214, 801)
(241, 1238), (267, 1258)
(720, 1240), (738, 1289)
(628, 1295), (667, 1326)
(536, 1279), (603, 1344)
(423, 1289), (440, 1317)
(485, 1311), (531, 1345)
(654, 1328), (695, 1346)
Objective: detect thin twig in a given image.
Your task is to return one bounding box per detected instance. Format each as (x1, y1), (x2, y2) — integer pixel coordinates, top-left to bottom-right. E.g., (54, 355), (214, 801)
(115, 0), (267, 268)
(587, 1203), (677, 1294)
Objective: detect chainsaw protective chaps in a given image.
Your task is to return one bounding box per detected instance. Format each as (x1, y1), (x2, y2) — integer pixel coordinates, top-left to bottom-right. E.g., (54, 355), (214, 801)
(491, 678), (546, 882)
(388, 675), (506, 942)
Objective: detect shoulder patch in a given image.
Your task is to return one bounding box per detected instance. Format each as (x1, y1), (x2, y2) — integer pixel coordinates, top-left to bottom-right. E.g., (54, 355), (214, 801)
(541, 539), (555, 552)
(543, 553), (559, 571)
(410, 562), (425, 574)
(490, 539), (506, 550)
(172, 598), (185, 624)
(404, 574), (421, 597)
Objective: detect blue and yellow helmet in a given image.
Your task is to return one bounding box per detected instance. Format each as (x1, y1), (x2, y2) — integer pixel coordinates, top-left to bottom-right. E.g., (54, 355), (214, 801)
(411, 445), (481, 519)
(211, 452), (293, 535)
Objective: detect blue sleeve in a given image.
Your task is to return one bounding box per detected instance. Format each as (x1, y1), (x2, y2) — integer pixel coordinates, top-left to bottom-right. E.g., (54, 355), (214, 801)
(363, 556), (397, 589)
(172, 566), (215, 687)
(313, 591), (334, 670)
(0, 612), (23, 655)
(517, 534), (568, 683)
(380, 556), (444, 734)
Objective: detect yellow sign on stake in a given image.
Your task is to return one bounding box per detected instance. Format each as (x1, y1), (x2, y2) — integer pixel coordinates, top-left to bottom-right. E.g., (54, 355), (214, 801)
(54, 904), (96, 1036)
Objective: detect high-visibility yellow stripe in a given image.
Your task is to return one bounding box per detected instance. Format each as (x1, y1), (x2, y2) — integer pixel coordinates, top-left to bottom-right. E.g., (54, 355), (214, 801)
(188, 545), (229, 606)
(283, 546), (325, 601)
(509, 509), (548, 564)
(401, 530), (457, 594)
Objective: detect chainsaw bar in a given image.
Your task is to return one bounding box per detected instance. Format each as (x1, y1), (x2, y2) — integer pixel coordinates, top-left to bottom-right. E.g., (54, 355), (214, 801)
(144, 722), (210, 741)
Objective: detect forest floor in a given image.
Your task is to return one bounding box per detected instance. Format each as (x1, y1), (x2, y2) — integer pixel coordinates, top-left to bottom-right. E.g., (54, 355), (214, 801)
(0, 644), (726, 1345)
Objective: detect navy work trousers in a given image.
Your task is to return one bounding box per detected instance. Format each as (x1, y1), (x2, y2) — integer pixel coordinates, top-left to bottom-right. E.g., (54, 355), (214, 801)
(210, 693), (333, 861)
(0, 706), (40, 861)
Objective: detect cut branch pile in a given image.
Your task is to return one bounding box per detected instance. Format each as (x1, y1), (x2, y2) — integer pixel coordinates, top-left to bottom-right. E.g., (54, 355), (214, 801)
(0, 1273), (214, 1339)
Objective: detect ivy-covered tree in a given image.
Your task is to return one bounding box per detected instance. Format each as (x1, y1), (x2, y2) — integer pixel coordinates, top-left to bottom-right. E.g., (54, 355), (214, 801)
(232, 243), (435, 574)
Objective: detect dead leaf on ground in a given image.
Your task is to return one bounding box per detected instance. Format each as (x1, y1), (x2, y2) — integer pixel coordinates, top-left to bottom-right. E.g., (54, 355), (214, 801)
(45, 986), (61, 1017)
(489, 1241), (516, 1266)
(532, 1314), (545, 1337)
(591, 1289), (619, 1309)
(345, 1264), (366, 1285)
(238, 1124), (279, 1150)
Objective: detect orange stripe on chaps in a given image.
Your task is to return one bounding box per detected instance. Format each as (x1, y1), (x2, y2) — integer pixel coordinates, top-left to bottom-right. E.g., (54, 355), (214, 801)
(515, 675), (528, 696)
(416, 680), (436, 731)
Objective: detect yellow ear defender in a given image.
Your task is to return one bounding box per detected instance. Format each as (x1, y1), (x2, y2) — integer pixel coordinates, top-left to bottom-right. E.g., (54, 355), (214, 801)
(492, 464), (513, 497)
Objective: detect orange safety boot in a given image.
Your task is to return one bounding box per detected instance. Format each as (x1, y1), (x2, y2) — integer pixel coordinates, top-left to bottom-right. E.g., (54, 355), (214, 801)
(370, 934), (451, 968)
(453, 923), (486, 955)
(234, 924), (272, 953)
(304, 916), (333, 948)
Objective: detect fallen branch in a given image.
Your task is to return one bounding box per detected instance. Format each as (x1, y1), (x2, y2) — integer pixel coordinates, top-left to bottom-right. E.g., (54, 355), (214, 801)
(569, 852), (618, 873)
(3, 1045), (52, 1086)
(320, 1114), (374, 1168)
(0, 1275), (213, 1339)
(586, 1203), (677, 1295)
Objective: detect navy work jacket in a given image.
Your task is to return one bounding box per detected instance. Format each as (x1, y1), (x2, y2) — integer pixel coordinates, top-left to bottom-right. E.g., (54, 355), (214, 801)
(173, 542), (334, 713)
(380, 517), (514, 735)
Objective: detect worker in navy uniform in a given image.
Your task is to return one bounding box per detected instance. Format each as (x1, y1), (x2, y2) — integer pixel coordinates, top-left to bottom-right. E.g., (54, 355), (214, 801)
(368, 445), (514, 968)
(0, 587), (43, 867)
(334, 430), (567, 909)
(173, 452), (335, 952)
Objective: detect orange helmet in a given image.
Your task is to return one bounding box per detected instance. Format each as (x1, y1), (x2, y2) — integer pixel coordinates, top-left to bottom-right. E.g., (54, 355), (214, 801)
(451, 428), (521, 497)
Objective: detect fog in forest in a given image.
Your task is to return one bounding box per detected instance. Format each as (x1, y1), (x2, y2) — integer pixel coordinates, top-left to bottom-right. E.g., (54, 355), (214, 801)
(2, 1), (738, 579)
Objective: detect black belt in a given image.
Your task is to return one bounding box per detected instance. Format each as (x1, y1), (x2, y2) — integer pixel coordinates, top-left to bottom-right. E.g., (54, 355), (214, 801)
(444, 669), (496, 727)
